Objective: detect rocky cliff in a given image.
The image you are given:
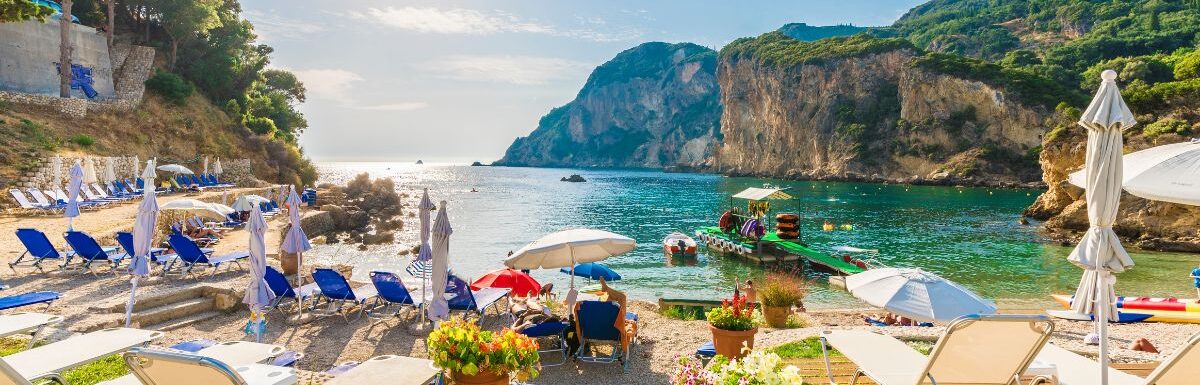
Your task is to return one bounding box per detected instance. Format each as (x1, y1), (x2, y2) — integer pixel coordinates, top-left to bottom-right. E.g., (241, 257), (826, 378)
(712, 34), (1048, 186)
(496, 42), (721, 169)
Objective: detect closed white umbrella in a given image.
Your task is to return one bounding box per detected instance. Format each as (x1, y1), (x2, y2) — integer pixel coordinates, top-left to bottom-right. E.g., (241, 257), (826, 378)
(428, 200), (453, 322)
(407, 189), (436, 323)
(83, 158), (98, 184)
(160, 199), (227, 220)
(846, 267), (996, 322)
(124, 160), (157, 327)
(156, 164), (194, 174)
(1070, 69), (1138, 385)
(65, 161), (83, 230)
(281, 186), (311, 320)
(104, 157), (117, 184)
(51, 156), (63, 189)
(243, 204), (273, 342)
(214, 158), (223, 176)
(1068, 139), (1200, 206)
(130, 156), (139, 180)
(203, 156), (209, 176)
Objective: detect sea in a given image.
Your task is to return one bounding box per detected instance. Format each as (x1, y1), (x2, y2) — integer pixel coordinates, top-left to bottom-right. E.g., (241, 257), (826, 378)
(308, 162), (1197, 309)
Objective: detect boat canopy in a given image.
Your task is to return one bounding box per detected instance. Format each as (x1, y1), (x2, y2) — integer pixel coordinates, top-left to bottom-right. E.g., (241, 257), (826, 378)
(732, 187), (792, 201)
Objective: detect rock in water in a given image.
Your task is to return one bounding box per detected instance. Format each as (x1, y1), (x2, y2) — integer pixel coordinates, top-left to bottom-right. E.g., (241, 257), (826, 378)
(471, 161), (484, 166)
(561, 174), (586, 182)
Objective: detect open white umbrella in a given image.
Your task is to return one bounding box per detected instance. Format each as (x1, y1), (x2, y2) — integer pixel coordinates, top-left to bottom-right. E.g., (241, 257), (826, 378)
(1069, 69), (1138, 385)
(82, 158), (98, 184)
(281, 186), (311, 321)
(1068, 139), (1200, 206)
(156, 164), (194, 174)
(243, 204), (273, 342)
(160, 199), (227, 220)
(232, 194), (270, 211)
(209, 203), (236, 216)
(124, 160), (157, 327)
(504, 228), (636, 310)
(104, 157), (116, 184)
(65, 161), (83, 230)
(846, 267), (996, 322)
(428, 200), (453, 322)
(214, 158), (223, 176)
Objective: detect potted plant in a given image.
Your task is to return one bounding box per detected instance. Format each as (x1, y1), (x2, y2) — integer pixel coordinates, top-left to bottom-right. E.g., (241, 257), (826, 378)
(706, 291), (758, 360)
(427, 318), (540, 384)
(672, 349), (803, 384)
(758, 273), (807, 328)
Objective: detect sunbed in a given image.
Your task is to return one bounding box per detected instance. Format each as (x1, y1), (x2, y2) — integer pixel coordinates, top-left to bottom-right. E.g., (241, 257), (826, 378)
(324, 355), (438, 385)
(366, 271), (422, 320)
(90, 183), (128, 201)
(447, 287), (510, 326)
(574, 300), (631, 371)
(7, 190), (55, 212)
(264, 266), (320, 313)
(520, 320), (570, 367)
(819, 314), (1054, 385)
(1035, 332), (1200, 385)
(115, 231), (177, 268)
(63, 231), (126, 275)
(52, 187), (106, 208)
(165, 234), (248, 278)
(121, 348), (296, 385)
(0, 292), (59, 312)
(12, 228), (73, 272)
(311, 268), (377, 320)
(166, 339), (303, 368)
(3, 327), (163, 383)
(0, 313), (63, 349)
(99, 340), (285, 385)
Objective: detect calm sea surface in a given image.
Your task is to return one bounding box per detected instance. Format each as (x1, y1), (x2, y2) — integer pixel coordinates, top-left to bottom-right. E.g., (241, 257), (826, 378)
(309, 162), (1196, 309)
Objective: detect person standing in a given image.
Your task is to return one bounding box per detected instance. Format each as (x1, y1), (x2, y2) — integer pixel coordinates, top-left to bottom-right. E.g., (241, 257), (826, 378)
(1192, 265), (1200, 301)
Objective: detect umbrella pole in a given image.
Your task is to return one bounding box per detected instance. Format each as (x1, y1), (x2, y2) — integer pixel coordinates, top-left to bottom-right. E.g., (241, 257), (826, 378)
(125, 277), (139, 327)
(1098, 271), (1110, 385)
(296, 252), (303, 320)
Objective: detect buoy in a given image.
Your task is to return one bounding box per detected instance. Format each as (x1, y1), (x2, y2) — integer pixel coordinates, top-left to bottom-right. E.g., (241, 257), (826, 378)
(822, 221), (835, 232)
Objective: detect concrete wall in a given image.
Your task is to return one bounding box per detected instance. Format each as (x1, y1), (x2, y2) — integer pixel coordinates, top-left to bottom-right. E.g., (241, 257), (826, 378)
(0, 20), (115, 98)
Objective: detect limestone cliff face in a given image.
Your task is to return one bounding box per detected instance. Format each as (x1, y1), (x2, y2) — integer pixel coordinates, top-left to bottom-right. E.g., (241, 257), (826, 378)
(496, 42), (720, 168)
(1027, 126), (1200, 252)
(713, 48), (1048, 185)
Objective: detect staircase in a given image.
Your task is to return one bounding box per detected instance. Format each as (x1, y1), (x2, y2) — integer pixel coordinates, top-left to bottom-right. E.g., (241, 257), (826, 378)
(91, 286), (227, 331)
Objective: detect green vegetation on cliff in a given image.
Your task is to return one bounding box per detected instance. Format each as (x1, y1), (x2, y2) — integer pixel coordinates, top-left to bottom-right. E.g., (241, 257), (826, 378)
(720, 33), (916, 69)
(776, 23), (867, 41)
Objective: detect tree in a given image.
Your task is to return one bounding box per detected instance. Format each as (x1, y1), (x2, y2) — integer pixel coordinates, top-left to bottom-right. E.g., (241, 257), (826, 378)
(0, 0), (54, 22)
(157, 0), (221, 70)
(105, 0), (113, 47)
(59, 0), (73, 97)
(261, 69), (306, 102)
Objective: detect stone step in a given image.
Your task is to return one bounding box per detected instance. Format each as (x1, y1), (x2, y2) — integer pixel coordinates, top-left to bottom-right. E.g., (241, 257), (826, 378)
(130, 297), (214, 327)
(96, 286), (206, 313)
(143, 310), (222, 331)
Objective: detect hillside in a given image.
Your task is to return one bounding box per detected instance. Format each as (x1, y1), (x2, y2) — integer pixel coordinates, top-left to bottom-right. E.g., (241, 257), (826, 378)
(776, 23), (867, 41)
(496, 42), (722, 169)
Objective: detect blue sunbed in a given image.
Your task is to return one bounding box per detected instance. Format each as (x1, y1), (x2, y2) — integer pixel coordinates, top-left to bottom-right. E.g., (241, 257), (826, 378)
(12, 229), (74, 273)
(521, 321), (570, 366)
(63, 231), (125, 274)
(574, 300), (630, 371)
(311, 268), (377, 320)
(448, 286), (511, 326)
(166, 234), (248, 278)
(264, 266), (320, 312)
(366, 271), (422, 320)
(0, 291), (60, 311)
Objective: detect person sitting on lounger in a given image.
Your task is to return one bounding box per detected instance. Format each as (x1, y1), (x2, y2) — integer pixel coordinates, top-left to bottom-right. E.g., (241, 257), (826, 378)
(598, 277), (637, 349)
(182, 222), (222, 239)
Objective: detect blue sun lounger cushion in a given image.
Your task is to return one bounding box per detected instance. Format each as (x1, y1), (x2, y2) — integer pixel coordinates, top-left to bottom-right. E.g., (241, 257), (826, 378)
(115, 232), (175, 265)
(264, 266), (320, 311)
(366, 271), (421, 320)
(63, 231), (125, 274)
(574, 300), (629, 371)
(0, 291), (59, 311)
(166, 234), (248, 278)
(12, 228), (73, 272)
(312, 268), (378, 320)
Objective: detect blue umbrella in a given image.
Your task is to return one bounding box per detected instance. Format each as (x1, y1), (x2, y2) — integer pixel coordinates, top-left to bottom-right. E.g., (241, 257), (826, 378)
(560, 262), (621, 281)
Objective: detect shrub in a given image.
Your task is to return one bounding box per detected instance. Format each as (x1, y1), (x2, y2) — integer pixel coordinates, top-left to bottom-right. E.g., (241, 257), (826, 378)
(70, 134), (95, 147)
(662, 306), (707, 321)
(1142, 118), (1192, 138)
(758, 273), (807, 308)
(1174, 50), (1200, 80)
(244, 116), (277, 136)
(144, 70), (194, 105)
(721, 32), (917, 69)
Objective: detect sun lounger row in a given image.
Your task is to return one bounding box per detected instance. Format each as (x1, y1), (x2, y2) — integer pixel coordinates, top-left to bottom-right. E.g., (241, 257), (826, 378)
(12, 229), (249, 278)
(174, 174), (235, 190)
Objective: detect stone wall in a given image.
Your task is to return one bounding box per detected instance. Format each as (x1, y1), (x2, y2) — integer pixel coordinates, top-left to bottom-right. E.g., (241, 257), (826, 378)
(14, 156), (257, 190)
(0, 20), (115, 97)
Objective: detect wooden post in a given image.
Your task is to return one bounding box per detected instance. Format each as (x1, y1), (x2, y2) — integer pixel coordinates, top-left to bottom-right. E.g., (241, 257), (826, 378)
(58, 0), (74, 98)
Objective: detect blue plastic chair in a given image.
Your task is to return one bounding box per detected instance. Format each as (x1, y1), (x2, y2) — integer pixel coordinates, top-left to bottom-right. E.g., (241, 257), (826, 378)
(12, 229), (73, 273)
(366, 271), (422, 320)
(574, 300), (629, 371)
(0, 291), (60, 311)
(520, 321), (570, 367)
(311, 268), (378, 321)
(264, 266), (320, 313)
(166, 234), (248, 278)
(63, 231), (125, 275)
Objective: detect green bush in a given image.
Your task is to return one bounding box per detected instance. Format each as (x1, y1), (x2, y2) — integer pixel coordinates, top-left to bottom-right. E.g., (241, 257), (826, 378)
(144, 70), (194, 105)
(244, 116), (277, 136)
(661, 306), (707, 321)
(70, 134), (96, 147)
(1142, 118), (1192, 138)
(1175, 50), (1200, 80)
(721, 32), (917, 69)
(911, 53), (1086, 108)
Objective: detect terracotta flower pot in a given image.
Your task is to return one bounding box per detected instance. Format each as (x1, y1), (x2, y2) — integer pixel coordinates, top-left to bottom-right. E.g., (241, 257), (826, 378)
(710, 325), (757, 360)
(762, 305), (790, 328)
(450, 370), (510, 385)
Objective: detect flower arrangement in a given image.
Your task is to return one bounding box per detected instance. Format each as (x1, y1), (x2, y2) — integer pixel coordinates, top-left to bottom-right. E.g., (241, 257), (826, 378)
(426, 318), (541, 381)
(707, 291), (757, 331)
(671, 349), (803, 385)
(758, 273), (807, 308)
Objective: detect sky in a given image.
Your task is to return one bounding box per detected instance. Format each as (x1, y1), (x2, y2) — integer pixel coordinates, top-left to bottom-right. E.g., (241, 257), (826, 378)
(240, 0), (926, 163)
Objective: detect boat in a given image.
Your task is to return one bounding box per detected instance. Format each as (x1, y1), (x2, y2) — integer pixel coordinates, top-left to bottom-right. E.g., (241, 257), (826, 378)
(1051, 294), (1200, 324)
(1046, 309), (1153, 324)
(663, 232), (697, 257)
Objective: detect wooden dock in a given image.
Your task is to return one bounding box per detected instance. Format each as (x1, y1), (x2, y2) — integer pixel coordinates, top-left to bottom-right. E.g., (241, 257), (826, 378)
(695, 227), (866, 275)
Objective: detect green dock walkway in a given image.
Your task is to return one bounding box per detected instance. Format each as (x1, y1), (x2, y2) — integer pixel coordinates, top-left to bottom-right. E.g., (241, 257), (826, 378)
(697, 227), (866, 275)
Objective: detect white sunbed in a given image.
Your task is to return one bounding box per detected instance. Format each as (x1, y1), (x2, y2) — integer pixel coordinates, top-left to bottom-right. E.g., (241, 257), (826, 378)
(122, 348), (296, 385)
(99, 341), (285, 385)
(1036, 332), (1200, 385)
(0, 327), (163, 383)
(7, 190), (50, 211)
(819, 314), (1055, 385)
(325, 355), (439, 385)
(0, 313), (63, 349)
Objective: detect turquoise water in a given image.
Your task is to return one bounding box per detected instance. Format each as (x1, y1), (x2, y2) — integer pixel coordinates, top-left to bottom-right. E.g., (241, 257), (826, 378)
(310, 163), (1197, 309)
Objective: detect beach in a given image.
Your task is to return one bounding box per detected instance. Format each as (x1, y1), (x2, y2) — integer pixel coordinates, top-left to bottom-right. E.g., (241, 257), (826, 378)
(0, 181), (1193, 384)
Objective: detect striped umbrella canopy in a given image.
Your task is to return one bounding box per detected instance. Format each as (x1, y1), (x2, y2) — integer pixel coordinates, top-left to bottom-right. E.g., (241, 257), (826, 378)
(243, 204), (273, 341)
(82, 158), (98, 184)
(65, 161), (83, 230)
(281, 186), (311, 319)
(427, 200), (452, 322)
(124, 160), (157, 327)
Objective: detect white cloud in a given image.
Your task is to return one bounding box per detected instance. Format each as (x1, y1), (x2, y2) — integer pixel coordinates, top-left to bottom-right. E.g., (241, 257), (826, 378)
(354, 102), (429, 111)
(290, 69), (363, 100)
(349, 6), (640, 42)
(242, 10), (325, 41)
(420, 55), (588, 85)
